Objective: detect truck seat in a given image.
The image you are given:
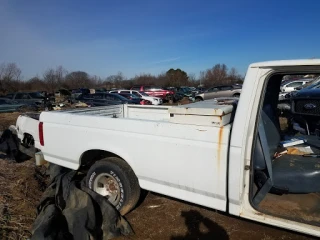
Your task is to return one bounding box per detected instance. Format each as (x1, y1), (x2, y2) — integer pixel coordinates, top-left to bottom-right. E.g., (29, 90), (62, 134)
(272, 154), (320, 193)
(253, 110), (320, 197)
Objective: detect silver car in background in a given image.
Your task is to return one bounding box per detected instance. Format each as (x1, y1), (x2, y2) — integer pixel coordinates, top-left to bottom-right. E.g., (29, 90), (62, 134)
(195, 84), (242, 101)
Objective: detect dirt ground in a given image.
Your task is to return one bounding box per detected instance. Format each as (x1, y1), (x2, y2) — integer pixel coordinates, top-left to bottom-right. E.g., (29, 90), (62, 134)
(116, 193), (316, 240)
(0, 112), (317, 240)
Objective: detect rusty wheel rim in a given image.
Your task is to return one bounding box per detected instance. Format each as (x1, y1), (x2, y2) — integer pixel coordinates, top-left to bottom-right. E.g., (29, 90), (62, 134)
(93, 173), (120, 206)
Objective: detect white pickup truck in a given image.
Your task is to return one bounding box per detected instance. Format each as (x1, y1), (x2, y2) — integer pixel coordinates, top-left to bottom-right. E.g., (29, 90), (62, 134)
(15, 60), (320, 237)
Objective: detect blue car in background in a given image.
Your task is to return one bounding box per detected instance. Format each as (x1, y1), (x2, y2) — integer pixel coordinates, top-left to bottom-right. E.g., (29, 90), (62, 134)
(0, 98), (37, 113)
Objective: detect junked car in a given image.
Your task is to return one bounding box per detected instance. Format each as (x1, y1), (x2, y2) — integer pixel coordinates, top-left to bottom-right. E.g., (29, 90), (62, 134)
(5, 92), (44, 106)
(280, 79), (311, 92)
(118, 93), (151, 105)
(279, 79), (320, 102)
(109, 90), (162, 105)
(78, 93), (138, 106)
(195, 84), (242, 101)
(0, 98), (37, 113)
(131, 86), (174, 101)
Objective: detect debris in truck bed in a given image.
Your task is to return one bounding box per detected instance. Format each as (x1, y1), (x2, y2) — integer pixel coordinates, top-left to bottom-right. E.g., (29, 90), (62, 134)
(31, 164), (132, 240)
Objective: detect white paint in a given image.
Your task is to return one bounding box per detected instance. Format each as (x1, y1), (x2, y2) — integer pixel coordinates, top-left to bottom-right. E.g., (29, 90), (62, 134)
(16, 114), (41, 149)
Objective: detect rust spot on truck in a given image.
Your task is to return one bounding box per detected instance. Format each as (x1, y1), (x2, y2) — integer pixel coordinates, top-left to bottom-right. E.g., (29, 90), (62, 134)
(217, 127), (224, 169)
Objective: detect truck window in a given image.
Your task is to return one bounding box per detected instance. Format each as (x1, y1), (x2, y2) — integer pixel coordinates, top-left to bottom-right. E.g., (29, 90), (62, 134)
(250, 73), (320, 227)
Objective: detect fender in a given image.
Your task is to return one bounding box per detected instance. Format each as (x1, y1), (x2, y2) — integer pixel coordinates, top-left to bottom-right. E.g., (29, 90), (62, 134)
(79, 141), (137, 173)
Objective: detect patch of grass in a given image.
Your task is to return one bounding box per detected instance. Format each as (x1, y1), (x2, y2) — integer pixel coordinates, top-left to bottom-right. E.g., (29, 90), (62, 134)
(0, 159), (48, 240)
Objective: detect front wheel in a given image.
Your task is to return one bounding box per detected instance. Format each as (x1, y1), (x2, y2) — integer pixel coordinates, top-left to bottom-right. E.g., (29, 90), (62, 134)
(86, 157), (140, 215)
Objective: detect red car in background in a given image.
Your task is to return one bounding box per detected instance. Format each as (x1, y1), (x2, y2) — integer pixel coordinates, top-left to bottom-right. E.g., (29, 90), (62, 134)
(131, 86), (174, 101)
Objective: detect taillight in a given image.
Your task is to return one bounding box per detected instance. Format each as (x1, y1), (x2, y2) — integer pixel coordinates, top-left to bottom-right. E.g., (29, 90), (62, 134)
(39, 122), (44, 146)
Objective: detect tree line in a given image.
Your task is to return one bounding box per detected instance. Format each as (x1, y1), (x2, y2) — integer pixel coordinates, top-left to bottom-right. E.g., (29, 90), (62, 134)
(0, 62), (244, 95)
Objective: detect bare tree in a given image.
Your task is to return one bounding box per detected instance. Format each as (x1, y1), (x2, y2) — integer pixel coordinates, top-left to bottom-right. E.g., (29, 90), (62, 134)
(227, 67), (243, 83)
(55, 66), (68, 87)
(91, 75), (103, 88)
(24, 76), (46, 91)
(105, 72), (124, 88)
(165, 68), (189, 87)
(65, 71), (93, 89)
(188, 73), (199, 86)
(201, 64), (228, 86)
(43, 68), (57, 93)
(0, 62), (22, 94)
(0, 63), (21, 81)
(131, 73), (157, 85)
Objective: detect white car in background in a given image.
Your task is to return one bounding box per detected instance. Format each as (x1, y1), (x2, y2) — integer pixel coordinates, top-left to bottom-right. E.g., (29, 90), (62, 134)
(280, 79), (311, 92)
(109, 90), (163, 105)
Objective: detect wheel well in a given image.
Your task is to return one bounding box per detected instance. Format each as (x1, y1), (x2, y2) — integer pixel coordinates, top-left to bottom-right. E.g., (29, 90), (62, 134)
(80, 150), (123, 168)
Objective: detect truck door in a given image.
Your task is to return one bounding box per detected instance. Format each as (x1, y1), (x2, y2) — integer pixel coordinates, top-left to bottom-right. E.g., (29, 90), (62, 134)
(229, 66), (320, 238)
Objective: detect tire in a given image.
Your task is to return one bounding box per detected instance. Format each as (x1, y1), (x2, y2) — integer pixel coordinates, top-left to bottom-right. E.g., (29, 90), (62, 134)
(195, 97), (203, 102)
(233, 93), (240, 98)
(86, 157), (140, 215)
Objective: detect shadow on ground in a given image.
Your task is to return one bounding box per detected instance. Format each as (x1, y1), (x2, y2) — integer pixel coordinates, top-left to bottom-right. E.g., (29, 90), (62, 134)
(171, 210), (229, 240)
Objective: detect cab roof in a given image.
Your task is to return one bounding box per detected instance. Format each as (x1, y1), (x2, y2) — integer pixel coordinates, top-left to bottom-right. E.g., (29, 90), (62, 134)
(250, 59), (320, 68)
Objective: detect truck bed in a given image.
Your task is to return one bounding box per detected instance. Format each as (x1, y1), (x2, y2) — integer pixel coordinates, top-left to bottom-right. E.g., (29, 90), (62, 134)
(62, 105), (172, 121)
(56, 101), (234, 127)
(19, 101), (233, 211)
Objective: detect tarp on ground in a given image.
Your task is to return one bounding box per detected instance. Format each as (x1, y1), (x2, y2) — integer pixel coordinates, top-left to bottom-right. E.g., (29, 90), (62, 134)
(31, 164), (133, 240)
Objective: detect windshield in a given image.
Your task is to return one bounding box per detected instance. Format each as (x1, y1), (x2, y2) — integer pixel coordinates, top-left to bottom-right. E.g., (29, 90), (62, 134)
(139, 91), (149, 96)
(29, 92), (44, 98)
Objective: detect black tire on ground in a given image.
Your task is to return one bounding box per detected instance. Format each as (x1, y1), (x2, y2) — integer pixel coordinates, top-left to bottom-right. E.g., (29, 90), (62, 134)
(195, 97), (203, 102)
(86, 157), (140, 215)
(233, 93), (240, 97)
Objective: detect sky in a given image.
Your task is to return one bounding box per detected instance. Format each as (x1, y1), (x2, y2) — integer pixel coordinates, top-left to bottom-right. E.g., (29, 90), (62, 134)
(0, 0), (320, 80)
